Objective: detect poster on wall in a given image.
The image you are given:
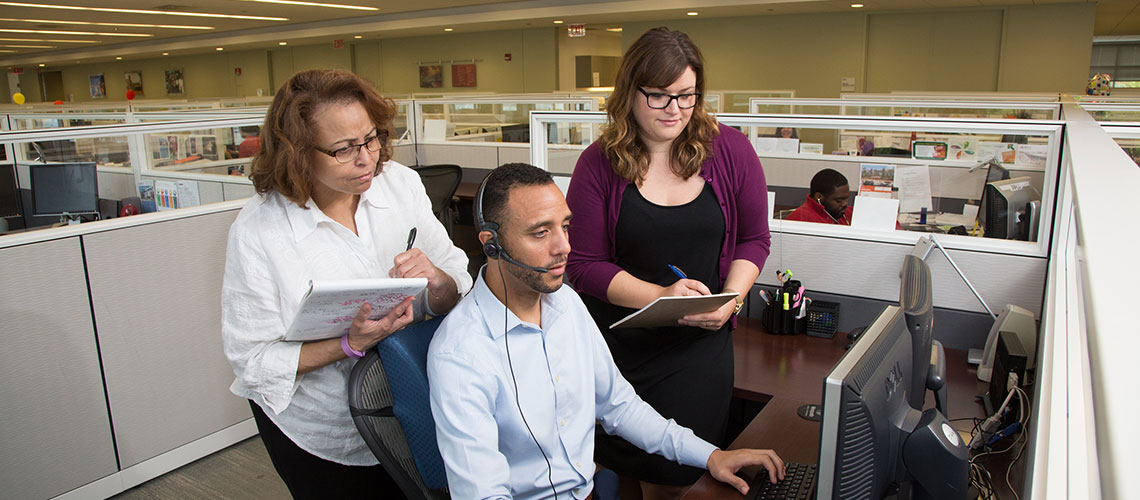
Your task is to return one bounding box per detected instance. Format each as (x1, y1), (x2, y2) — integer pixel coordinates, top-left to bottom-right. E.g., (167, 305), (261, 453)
(452, 63), (476, 87)
(419, 65), (442, 88)
(124, 71), (143, 93)
(858, 163), (895, 198)
(89, 74), (106, 98)
(165, 69), (185, 95)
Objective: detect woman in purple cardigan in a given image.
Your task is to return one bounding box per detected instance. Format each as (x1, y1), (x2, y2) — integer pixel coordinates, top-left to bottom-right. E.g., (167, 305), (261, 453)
(565, 27), (772, 499)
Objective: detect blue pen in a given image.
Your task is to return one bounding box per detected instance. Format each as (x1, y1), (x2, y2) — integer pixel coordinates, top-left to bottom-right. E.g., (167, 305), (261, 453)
(667, 264), (687, 279)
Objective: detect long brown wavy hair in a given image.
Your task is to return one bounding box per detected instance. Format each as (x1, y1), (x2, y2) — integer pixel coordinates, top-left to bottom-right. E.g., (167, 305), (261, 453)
(600, 27), (719, 184)
(249, 69), (396, 207)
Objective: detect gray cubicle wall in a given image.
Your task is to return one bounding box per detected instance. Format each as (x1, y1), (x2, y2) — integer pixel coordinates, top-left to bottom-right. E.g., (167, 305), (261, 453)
(83, 210), (248, 469)
(0, 238), (119, 499)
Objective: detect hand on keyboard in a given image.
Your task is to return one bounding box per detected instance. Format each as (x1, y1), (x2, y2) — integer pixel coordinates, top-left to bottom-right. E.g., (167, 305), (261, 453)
(746, 462), (817, 500)
(706, 448), (786, 495)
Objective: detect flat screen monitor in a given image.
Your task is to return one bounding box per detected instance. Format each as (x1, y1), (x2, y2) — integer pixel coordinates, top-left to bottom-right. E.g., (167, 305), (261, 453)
(30, 162), (99, 216)
(984, 162), (1010, 184)
(0, 163), (20, 218)
(981, 176), (1040, 241)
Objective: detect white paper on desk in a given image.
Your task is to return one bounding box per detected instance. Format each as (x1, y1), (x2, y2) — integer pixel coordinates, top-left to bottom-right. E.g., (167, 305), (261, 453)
(753, 137), (778, 153)
(284, 278), (427, 342)
(851, 196), (900, 231)
(423, 119), (447, 141)
(609, 293), (737, 330)
(175, 180), (201, 209)
(895, 165), (933, 213)
(768, 191), (776, 221)
(776, 138), (800, 154)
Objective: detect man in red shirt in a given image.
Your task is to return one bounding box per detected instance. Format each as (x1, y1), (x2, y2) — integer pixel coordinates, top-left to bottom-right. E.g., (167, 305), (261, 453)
(787, 168), (852, 225)
(237, 126), (261, 158)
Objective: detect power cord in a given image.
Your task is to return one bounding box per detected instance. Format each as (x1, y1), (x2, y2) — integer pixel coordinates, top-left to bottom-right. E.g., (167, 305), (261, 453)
(497, 263), (558, 499)
(966, 384), (1032, 500)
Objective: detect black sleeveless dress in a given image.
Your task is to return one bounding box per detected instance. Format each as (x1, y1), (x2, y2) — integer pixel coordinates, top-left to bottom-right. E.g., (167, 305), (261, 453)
(583, 182), (732, 485)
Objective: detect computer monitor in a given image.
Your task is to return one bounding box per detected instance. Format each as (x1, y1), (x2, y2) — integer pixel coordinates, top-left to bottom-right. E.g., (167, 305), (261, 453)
(984, 162), (1010, 185)
(980, 176), (1040, 241)
(0, 163), (20, 218)
(30, 162), (99, 217)
(816, 256), (968, 500)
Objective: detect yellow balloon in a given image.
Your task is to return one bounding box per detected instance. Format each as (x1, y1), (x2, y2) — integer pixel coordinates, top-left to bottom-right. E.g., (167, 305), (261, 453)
(12, 92), (25, 105)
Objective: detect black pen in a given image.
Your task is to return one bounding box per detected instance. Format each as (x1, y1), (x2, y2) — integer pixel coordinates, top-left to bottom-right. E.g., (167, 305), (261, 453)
(406, 227), (417, 251)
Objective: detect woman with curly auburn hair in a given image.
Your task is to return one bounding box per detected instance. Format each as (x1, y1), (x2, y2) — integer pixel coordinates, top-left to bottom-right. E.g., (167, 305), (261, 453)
(222, 69), (470, 499)
(565, 27), (775, 499)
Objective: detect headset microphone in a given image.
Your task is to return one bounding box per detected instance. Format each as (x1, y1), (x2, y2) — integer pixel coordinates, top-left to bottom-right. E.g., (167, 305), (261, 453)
(475, 175), (549, 273)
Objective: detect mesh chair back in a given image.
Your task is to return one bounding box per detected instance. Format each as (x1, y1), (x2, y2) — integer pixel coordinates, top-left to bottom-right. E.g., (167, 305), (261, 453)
(349, 316), (450, 500)
(412, 165), (462, 235)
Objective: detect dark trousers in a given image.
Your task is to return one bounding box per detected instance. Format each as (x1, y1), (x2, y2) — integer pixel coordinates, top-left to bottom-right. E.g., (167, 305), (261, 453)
(249, 400), (407, 500)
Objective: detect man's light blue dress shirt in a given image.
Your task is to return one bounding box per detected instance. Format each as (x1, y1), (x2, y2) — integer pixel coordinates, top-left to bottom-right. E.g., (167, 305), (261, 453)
(428, 270), (718, 500)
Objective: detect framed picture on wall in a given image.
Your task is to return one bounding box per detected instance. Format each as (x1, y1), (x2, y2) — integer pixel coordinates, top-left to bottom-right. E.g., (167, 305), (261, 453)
(419, 65), (442, 88)
(165, 69), (185, 95)
(89, 74), (106, 99)
(124, 71), (143, 93)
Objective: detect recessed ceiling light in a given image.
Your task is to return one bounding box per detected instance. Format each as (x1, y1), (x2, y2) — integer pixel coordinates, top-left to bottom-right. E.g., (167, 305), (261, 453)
(38, 63), (45, 67)
(216, 47), (224, 51)
(354, 35), (362, 39)
(444, 28), (453, 32)
(232, 0), (377, 10)
(0, 37), (98, 43)
(687, 11), (698, 16)
(278, 41), (287, 45)
(851, 3), (864, 7)
(115, 56), (122, 60)
(0, 2), (288, 21)
(0, 28), (151, 37)
(0, 17), (212, 30)
(553, 20), (563, 24)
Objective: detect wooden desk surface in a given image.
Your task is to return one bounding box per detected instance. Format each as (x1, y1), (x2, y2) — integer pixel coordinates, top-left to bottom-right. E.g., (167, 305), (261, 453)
(456, 181), (478, 201)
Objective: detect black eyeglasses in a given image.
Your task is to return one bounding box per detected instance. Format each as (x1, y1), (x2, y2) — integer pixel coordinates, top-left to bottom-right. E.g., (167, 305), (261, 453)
(316, 130), (385, 163)
(637, 88), (701, 110)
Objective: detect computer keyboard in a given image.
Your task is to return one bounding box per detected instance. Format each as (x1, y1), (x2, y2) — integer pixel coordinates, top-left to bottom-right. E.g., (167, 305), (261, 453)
(745, 461), (817, 500)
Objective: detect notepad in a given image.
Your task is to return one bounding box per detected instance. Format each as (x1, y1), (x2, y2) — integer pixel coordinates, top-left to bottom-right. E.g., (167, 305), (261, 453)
(284, 278), (427, 342)
(609, 293), (738, 330)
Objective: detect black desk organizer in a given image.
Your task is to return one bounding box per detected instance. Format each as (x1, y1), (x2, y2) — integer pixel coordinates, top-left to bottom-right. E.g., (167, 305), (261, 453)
(761, 280), (807, 335)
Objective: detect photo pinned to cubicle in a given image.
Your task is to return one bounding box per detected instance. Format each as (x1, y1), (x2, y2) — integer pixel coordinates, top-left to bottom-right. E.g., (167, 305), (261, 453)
(153, 180), (179, 211)
(858, 163), (895, 198)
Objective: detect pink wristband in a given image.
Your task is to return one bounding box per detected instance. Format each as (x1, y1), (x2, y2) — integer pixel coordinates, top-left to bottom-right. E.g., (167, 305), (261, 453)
(341, 335), (365, 359)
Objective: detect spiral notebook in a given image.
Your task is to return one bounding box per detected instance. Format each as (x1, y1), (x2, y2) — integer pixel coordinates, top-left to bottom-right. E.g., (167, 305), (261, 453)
(284, 278), (426, 342)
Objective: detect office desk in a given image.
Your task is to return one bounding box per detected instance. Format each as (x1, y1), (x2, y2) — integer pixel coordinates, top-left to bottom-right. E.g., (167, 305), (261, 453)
(682, 318), (1001, 499)
(456, 181), (479, 201)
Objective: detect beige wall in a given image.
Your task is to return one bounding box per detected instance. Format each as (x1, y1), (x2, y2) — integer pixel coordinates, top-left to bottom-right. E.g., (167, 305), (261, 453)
(557, 29), (623, 91)
(6, 3), (1095, 103)
(623, 3), (1094, 96)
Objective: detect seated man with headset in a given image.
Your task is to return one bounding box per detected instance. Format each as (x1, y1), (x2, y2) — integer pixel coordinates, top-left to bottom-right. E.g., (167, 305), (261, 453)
(427, 163), (785, 499)
(786, 168), (853, 225)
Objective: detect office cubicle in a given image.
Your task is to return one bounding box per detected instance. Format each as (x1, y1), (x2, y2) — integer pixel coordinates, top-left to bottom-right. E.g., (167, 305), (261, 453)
(841, 91), (1062, 102)
(749, 98), (1061, 120)
(1076, 102), (1140, 166)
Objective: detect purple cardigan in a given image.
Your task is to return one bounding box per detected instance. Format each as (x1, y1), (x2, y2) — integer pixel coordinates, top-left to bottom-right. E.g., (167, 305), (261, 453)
(565, 123), (772, 303)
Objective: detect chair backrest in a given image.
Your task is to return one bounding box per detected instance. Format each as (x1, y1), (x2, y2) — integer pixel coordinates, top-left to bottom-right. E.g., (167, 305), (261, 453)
(349, 315), (449, 500)
(412, 165), (462, 234)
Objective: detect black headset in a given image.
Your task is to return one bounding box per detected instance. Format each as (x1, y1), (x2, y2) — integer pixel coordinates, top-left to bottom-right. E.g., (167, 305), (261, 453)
(474, 174), (549, 273)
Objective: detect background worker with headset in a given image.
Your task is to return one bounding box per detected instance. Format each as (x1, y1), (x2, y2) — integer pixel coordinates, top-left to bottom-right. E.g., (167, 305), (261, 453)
(786, 168), (853, 225)
(427, 163), (785, 500)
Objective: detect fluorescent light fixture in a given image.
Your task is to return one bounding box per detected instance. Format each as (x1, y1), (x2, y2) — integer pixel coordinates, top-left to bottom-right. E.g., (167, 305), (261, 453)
(444, 28), (453, 32)
(0, 44), (53, 48)
(0, 17), (212, 30)
(0, 37), (99, 43)
(687, 11), (698, 16)
(0, 28), (151, 37)
(586, 86), (615, 92)
(0, 50), (15, 53)
(605, 28), (622, 32)
(553, 20), (563, 24)
(353, 35), (362, 39)
(216, 47), (224, 51)
(0, 2), (288, 21)
(115, 56), (122, 59)
(38, 63), (45, 66)
(233, 0), (377, 10)
(162, 52), (169, 55)
(278, 41), (287, 45)
(851, 3), (864, 7)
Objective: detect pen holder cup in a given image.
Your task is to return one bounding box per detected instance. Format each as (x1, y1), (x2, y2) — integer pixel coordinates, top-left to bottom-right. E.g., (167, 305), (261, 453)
(760, 283), (807, 335)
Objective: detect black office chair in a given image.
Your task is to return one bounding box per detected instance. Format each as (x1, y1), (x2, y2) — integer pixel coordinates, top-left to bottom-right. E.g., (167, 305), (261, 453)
(411, 164), (462, 237)
(349, 316), (449, 500)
